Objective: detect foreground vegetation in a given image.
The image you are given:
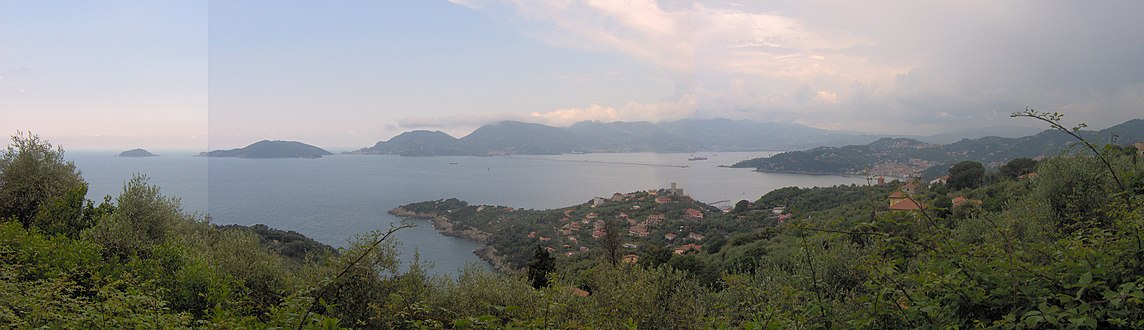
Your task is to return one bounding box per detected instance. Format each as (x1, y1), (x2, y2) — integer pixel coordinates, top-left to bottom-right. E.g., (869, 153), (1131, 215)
(2, 113), (1143, 328)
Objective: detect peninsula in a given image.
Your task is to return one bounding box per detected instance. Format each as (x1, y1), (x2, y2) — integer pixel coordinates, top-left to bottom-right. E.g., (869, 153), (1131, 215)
(732, 118), (1144, 178)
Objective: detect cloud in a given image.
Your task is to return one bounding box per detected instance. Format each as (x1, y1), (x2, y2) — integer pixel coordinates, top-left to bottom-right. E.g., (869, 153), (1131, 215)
(489, 0), (695, 73)
(396, 112), (527, 130)
(529, 94), (696, 126)
(449, 0), (1144, 135)
(393, 95), (695, 138)
(447, 0), (482, 9)
(813, 91), (837, 104)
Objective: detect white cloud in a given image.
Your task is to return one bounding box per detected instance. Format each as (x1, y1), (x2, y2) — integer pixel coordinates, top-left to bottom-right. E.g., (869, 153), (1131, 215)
(497, 0), (695, 73)
(529, 94), (695, 126)
(392, 95), (695, 138)
(813, 90), (837, 104)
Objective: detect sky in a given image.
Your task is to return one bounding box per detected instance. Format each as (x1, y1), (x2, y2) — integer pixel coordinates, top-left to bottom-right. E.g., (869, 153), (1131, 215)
(3, 1), (1143, 150)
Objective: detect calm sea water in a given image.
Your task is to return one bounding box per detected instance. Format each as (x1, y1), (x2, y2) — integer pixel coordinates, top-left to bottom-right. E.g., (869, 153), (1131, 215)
(68, 151), (865, 275)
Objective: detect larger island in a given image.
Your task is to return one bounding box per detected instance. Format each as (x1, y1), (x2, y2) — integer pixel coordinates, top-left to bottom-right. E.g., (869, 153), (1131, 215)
(199, 140), (333, 159)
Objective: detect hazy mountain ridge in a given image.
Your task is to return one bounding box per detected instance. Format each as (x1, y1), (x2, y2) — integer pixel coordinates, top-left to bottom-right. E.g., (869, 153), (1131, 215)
(356, 119), (891, 156)
(732, 118), (1144, 176)
(200, 140), (333, 159)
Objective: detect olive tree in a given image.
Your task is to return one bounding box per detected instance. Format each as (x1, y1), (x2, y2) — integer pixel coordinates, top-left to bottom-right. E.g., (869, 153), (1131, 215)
(0, 132), (86, 227)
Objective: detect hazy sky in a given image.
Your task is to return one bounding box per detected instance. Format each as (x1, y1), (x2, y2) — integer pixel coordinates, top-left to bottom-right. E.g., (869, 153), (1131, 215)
(3, 1), (1143, 150)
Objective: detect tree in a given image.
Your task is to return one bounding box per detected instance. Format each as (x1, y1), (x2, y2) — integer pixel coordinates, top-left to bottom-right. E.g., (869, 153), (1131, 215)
(526, 245), (554, 288)
(0, 132), (86, 228)
(599, 218), (624, 266)
(999, 157), (1037, 179)
(31, 185), (112, 238)
(84, 175), (183, 258)
(1034, 157), (1111, 229)
(732, 200), (751, 213)
(947, 160), (984, 190)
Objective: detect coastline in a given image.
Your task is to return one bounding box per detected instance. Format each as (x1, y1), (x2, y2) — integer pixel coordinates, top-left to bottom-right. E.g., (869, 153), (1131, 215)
(388, 207), (516, 273)
(750, 168), (854, 176)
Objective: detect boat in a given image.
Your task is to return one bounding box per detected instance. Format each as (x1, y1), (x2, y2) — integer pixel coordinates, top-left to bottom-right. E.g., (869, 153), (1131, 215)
(688, 156), (708, 161)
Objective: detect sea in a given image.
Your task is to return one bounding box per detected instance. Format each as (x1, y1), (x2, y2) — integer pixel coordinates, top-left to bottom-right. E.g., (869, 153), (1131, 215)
(68, 151), (866, 275)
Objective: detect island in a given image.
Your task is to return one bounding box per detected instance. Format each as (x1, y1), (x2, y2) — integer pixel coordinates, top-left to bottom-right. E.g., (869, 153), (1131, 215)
(198, 140), (333, 159)
(117, 148), (157, 157)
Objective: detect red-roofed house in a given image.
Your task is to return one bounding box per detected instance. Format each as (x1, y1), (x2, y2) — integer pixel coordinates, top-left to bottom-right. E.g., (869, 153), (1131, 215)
(901, 181), (919, 195)
(612, 193), (625, 202)
(592, 229), (605, 239)
(684, 208), (704, 220)
(687, 232), (705, 241)
(889, 198), (923, 211)
(646, 214), (666, 225)
(674, 243), (702, 254)
(929, 176), (949, 186)
(952, 196), (983, 208)
(888, 191), (908, 207)
(628, 225), (649, 237)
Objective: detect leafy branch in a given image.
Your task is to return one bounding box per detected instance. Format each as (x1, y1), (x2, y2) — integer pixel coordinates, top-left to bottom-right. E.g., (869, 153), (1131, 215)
(1011, 108), (1131, 206)
(297, 222), (413, 329)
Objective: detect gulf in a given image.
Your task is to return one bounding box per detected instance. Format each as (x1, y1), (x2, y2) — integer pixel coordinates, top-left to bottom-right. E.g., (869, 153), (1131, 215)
(68, 151), (866, 275)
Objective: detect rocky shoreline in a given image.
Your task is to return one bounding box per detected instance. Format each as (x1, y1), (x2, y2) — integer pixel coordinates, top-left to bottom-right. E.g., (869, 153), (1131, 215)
(388, 207), (515, 273)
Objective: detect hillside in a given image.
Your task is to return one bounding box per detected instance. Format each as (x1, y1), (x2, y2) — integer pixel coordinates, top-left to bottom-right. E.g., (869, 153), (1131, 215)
(360, 130), (464, 156)
(733, 118), (1144, 176)
(459, 121), (586, 155)
(392, 189), (725, 271)
(199, 140), (333, 159)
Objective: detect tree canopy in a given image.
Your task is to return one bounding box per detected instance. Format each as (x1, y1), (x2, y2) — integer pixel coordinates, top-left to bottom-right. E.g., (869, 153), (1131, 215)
(0, 132), (85, 227)
(947, 160), (985, 190)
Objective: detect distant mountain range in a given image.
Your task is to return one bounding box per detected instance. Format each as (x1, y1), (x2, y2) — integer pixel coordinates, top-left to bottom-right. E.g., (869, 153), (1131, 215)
(731, 119), (1144, 177)
(200, 140), (333, 159)
(355, 119), (887, 156)
(354, 119), (1068, 157)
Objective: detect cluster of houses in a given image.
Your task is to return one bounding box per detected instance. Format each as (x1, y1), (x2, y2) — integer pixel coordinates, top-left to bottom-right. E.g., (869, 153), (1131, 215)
(886, 178), (986, 213)
(528, 183), (712, 257)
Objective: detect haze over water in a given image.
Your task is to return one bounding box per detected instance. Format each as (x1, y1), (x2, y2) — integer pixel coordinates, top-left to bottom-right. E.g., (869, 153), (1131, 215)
(70, 151), (865, 275)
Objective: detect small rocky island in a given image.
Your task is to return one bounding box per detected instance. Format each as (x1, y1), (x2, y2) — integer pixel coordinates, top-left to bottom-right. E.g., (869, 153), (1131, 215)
(198, 140), (333, 159)
(117, 148), (157, 157)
